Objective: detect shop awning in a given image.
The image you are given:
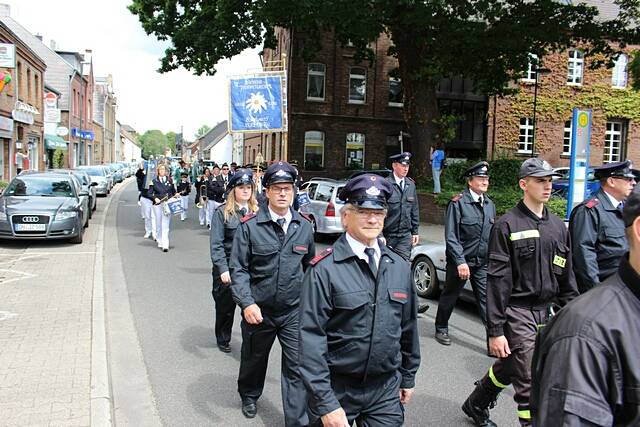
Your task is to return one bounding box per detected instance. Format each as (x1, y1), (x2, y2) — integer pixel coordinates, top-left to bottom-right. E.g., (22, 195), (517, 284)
(45, 134), (68, 150)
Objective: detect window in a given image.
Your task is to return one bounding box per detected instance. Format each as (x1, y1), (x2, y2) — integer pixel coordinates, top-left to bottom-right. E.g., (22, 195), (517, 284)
(17, 61), (22, 98)
(348, 67), (366, 104)
(345, 132), (365, 168)
(72, 89), (77, 115)
(567, 49), (584, 85)
(34, 75), (39, 108)
(563, 120), (572, 156)
(388, 78), (403, 106)
(305, 183), (318, 199)
(612, 54), (628, 88)
(27, 69), (31, 101)
(307, 63), (326, 101)
(518, 118), (534, 153)
(315, 184), (333, 202)
(304, 130), (324, 169)
(523, 54), (538, 81)
(604, 120), (624, 163)
(0, 140), (4, 180)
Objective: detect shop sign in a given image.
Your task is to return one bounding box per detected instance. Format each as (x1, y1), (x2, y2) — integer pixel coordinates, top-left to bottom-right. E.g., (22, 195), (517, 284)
(71, 128), (94, 141)
(0, 43), (16, 69)
(56, 126), (69, 137)
(44, 107), (60, 123)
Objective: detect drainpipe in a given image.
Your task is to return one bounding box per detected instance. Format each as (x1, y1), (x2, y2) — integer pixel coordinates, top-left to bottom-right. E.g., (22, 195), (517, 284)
(68, 69), (78, 167)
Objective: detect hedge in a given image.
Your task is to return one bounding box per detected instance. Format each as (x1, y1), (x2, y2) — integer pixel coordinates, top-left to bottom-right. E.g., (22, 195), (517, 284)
(416, 159), (568, 218)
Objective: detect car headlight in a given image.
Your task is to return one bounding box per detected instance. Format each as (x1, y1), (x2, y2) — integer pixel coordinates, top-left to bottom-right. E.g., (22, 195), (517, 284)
(55, 211), (78, 220)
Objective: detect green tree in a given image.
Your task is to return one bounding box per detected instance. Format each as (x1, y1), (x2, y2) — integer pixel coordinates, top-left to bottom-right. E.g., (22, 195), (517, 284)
(194, 125), (211, 139)
(138, 130), (168, 158)
(129, 0), (639, 179)
(53, 149), (65, 169)
(165, 131), (177, 152)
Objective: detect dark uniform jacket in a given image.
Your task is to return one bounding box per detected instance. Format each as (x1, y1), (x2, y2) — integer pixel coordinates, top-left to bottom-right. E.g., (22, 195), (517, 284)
(229, 207), (315, 314)
(206, 176), (225, 202)
(531, 254), (640, 426)
(147, 177), (175, 202)
(486, 201), (579, 337)
(176, 181), (191, 196)
(445, 188), (496, 267)
(383, 174), (420, 236)
(569, 189), (628, 293)
(136, 169), (153, 201)
(209, 203), (242, 275)
(194, 177), (207, 201)
(299, 235), (420, 416)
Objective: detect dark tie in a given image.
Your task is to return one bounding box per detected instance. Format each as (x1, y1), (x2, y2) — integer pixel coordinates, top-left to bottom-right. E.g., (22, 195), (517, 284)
(239, 208), (247, 216)
(276, 218), (286, 243)
(400, 180), (404, 191)
(618, 202), (624, 212)
(479, 196), (484, 207)
(364, 247), (377, 277)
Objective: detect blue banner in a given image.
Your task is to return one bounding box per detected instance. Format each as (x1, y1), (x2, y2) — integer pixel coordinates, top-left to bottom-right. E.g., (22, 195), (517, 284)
(144, 160), (157, 189)
(229, 76), (284, 132)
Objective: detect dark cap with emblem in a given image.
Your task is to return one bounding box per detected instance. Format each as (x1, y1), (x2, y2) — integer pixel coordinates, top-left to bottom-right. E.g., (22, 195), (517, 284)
(180, 172), (189, 177)
(339, 173), (393, 209)
(594, 160), (635, 179)
(226, 168), (254, 192)
(518, 158), (562, 179)
(389, 152), (412, 165)
(262, 161), (297, 186)
(623, 190), (640, 227)
(464, 161), (490, 178)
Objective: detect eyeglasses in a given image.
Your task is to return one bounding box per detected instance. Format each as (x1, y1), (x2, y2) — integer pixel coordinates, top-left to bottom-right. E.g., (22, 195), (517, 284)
(352, 209), (386, 220)
(269, 186), (293, 194)
(612, 176), (636, 182)
(222, 168), (229, 170)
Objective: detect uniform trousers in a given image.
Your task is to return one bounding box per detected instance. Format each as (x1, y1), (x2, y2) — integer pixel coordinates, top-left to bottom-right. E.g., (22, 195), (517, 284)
(487, 306), (549, 426)
(384, 233), (412, 261)
(152, 204), (171, 249)
(206, 200), (220, 226)
(309, 371), (404, 427)
(239, 308), (308, 427)
(180, 195), (189, 220)
(435, 263), (488, 332)
(140, 197), (154, 236)
(198, 204), (206, 225)
(211, 271), (236, 346)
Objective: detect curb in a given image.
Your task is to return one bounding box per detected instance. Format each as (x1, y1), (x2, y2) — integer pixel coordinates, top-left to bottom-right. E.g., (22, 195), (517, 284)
(91, 179), (129, 427)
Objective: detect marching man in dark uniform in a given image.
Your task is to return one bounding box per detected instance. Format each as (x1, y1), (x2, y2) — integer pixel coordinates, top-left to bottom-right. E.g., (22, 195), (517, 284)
(435, 161), (496, 346)
(230, 161), (315, 426)
(176, 172), (191, 221)
(462, 158), (578, 427)
(383, 152), (420, 260)
(569, 159), (636, 293)
(532, 189), (640, 426)
(299, 174), (421, 427)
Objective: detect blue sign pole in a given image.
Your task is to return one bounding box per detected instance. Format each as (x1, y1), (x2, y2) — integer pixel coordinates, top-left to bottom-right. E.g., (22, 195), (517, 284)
(566, 108), (593, 218)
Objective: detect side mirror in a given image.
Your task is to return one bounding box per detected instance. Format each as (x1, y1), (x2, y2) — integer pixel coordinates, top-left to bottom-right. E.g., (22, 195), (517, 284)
(90, 182), (98, 186)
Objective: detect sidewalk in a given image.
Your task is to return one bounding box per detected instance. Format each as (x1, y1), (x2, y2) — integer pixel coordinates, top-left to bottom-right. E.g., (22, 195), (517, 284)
(0, 182), (125, 427)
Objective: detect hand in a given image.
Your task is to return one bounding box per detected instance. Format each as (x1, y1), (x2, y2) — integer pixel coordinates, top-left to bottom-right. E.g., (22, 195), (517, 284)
(243, 304), (263, 325)
(489, 335), (511, 358)
(399, 388), (414, 405)
(411, 235), (419, 246)
(220, 271), (231, 284)
(457, 263), (470, 280)
(321, 407), (349, 427)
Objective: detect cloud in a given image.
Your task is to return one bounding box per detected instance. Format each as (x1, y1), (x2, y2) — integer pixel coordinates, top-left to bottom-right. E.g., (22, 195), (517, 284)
(5, 0), (261, 139)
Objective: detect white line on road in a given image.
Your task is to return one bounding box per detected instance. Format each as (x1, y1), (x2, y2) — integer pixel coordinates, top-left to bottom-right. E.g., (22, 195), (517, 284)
(0, 310), (18, 321)
(0, 268), (37, 285)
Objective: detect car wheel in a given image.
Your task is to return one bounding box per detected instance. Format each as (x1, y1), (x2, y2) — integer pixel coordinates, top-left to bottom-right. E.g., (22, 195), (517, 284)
(70, 226), (83, 244)
(412, 255), (440, 298)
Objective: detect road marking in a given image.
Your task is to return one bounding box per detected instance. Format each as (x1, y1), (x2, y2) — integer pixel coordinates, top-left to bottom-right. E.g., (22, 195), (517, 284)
(0, 310), (18, 321)
(0, 268), (37, 285)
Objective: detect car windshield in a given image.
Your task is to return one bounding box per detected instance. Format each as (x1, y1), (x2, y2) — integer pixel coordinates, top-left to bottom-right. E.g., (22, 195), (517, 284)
(5, 177), (75, 197)
(73, 172), (89, 185)
(82, 167), (105, 176)
(335, 186), (346, 204)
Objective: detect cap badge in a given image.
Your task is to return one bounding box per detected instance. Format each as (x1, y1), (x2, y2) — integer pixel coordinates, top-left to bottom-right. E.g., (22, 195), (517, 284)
(242, 174), (249, 180)
(366, 185), (381, 196)
(275, 170), (287, 177)
(370, 176), (376, 181)
(480, 166), (487, 173)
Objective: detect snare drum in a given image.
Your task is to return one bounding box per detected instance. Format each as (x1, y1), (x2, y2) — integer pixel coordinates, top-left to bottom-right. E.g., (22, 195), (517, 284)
(164, 198), (185, 216)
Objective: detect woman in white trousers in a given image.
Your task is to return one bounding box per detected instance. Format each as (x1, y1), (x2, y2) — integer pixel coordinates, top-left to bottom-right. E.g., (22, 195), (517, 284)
(148, 164), (176, 252)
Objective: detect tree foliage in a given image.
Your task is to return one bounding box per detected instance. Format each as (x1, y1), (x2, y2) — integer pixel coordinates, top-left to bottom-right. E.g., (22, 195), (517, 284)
(130, 0), (640, 178)
(138, 130), (169, 158)
(194, 125), (211, 139)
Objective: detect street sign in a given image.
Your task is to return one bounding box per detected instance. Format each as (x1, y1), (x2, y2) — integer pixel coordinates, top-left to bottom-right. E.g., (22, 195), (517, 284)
(229, 75), (285, 132)
(567, 108), (593, 218)
(56, 126), (69, 137)
(0, 43), (16, 68)
(44, 92), (57, 107)
(44, 108), (60, 123)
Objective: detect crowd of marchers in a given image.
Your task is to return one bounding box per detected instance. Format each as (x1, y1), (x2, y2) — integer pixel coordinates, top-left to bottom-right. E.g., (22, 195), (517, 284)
(134, 152), (640, 427)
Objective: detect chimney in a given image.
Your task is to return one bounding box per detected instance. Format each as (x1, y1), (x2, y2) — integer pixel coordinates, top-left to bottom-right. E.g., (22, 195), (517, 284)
(35, 34), (43, 41)
(50, 40), (57, 50)
(0, 4), (10, 17)
(84, 49), (92, 63)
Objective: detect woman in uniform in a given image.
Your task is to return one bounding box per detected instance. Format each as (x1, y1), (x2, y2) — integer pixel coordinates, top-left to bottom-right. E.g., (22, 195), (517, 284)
(209, 169), (259, 352)
(148, 164), (176, 252)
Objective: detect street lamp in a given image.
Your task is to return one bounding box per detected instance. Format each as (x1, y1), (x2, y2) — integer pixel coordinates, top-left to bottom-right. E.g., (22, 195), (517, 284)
(531, 67), (552, 157)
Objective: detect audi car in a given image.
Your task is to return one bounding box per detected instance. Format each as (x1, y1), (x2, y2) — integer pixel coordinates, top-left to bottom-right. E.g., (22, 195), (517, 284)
(0, 173), (89, 243)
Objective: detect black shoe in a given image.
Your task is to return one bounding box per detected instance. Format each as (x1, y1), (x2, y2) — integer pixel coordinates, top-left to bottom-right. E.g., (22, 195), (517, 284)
(461, 379), (501, 427)
(217, 343), (231, 353)
(462, 398), (497, 427)
(417, 303), (430, 314)
(163, 248), (168, 252)
(435, 331), (452, 346)
(241, 401), (257, 418)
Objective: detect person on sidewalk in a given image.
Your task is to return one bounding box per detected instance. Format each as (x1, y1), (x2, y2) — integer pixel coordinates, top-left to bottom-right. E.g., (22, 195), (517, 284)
(136, 163), (155, 240)
(176, 172), (191, 221)
(531, 190), (640, 426)
(298, 173), (421, 427)
(431, 144), (445, 194)
(461, 158), (578, 427)
(569, 160), (636, 293)
(230, 161), (315, 425)
(148, 164), (176, 252)
(210, 169), (259, 353)
(435, 161), (496, 346)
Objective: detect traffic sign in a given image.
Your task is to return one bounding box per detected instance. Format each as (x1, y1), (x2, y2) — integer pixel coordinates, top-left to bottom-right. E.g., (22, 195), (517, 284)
(44, 92), (57, 107)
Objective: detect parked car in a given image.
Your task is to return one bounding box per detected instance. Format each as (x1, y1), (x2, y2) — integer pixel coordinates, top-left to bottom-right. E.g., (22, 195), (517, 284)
(298, 178), (348, 236)
(117, 162), (131, 178)
(78, 165), (111, 196)
(0, 172), (89, 243)
(551, 167), (600, 199)
(52, 169), (98, 215)
(110, 163), (125, 183)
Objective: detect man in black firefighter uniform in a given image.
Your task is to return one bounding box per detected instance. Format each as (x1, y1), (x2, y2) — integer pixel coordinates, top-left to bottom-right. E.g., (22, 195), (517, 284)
(435, 161), (496, 345)
(531, 189), (640, 426)
(299, 173), (421, 427)
(462, 158), (579, 427)
(569, 160), (636, 293)
(230, 161), (316, 426)
(383, 152), (420, 260)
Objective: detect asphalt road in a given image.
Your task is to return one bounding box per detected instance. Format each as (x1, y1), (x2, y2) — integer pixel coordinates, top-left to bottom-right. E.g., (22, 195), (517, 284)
(110, 180), (519, 426)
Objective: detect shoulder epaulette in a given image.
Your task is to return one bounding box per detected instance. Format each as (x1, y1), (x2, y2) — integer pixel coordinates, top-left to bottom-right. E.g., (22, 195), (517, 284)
(240, 212), (257, 223)
(299, 212), (312, 222)
(406, 177), (415, 183)
(451, 193), (463, 202)
(310, 247), (333, 266)
(385, 244), (405, 258)
(585, 198), (600, 209)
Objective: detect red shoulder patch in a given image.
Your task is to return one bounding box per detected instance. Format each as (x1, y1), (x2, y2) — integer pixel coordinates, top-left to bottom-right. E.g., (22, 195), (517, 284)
(585, 198), (600, 209)
(299, 212), (312, 222)
(240, 212), (257, 223)
(451, 193), (463, 202)
(310, 247), (333, 266)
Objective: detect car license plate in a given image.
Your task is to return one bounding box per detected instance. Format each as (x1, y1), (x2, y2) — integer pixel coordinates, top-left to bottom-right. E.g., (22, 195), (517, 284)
(14, 224), (46, 231)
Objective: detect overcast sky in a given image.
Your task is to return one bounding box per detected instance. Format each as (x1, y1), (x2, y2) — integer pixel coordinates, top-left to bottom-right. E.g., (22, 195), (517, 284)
(4, 0), (261, 140)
